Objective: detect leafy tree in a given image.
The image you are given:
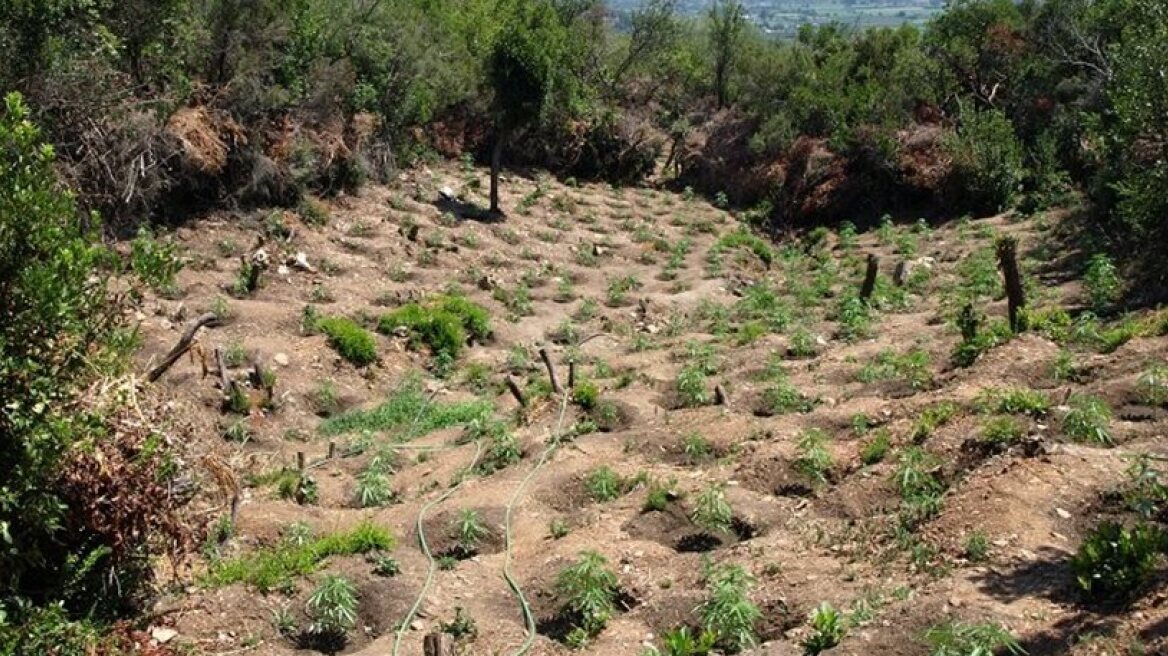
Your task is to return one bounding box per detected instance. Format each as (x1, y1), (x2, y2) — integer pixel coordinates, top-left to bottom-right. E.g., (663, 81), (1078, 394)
(708, 0), (747, 109)
(487, 0), (578, 214)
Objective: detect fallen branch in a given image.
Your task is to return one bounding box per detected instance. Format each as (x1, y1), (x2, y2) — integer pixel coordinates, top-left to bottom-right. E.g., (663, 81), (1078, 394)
(146, 313), (218, 382)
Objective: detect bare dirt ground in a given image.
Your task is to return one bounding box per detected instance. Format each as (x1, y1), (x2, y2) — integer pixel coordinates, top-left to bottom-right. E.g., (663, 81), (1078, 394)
(131, 163), (1168, 656)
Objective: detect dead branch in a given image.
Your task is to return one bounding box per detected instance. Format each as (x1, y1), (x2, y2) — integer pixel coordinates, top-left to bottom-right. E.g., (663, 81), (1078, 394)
(146, 313), (219, 382)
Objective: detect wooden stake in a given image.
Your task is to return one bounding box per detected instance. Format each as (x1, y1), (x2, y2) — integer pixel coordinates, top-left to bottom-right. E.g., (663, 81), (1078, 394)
(860, 253), (879, 302)
(539, 347), (562, 394)
(328, 441), (336, 459)
(214, 347), (231, 394)
(996, 236), (1026, 332)
(146, 313), (218, 382)
(568, 361), (577, 389)
(714, 384), (728, 406)
(296, 451), (306, 472)
(505, 375), (527, 408)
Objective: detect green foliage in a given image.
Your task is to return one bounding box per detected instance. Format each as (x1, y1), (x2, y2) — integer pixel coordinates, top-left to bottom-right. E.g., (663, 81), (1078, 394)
(555, 551), (621, 637)
(979, 415), (1025, 446)
(586, 466), (624, 502)
(711, 230), (774, 268)
(306, 575), (359, 642)
(802, 602), (845, 655)
(676, 364), (712, 408)
(129, 226), (184, 294)
(379, 294), (490, 362)
(0, 93), (179, 626)
(643, 625), (719, 656)
(759, 382), (818, 415)
(205, 522), (393, 592)
(1083, 254), (1123, 313)
(860, 429), (891, 465)
(964, 531), (990, 563)
(1071, 521), (1165, 601)
(856, 348), (933, 390)
(320, 380), (492, 437)
(835, 295), (872, 343)
(318, 316), (378, 366)
(794, 428), (834, 486)
(924, 621), (1024, 656)
(453, 508), (489, 552)
(911, 402), (960, 442)
(691, 484), (734, 535)
(698, 563), (761, 652)
(571, 381), (600, 410)
(943, 108), (1025, 213)
(1063, 394), (1113, 445)
(976, 386), (1050, 416)
(1136, 363), (1168, 406)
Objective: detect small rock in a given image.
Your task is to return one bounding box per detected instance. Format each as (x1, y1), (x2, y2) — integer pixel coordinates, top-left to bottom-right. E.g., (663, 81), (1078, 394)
(273, 353), (291, 367)
(159, 319), (173, 331)
(277, 265), (290, 276)
(948, 597), (963, 608)
(439, 186), (457, 202)
(410, 620), (424, 631)
(1055, 507), (1071, 519)
(150, 627), (178, 644)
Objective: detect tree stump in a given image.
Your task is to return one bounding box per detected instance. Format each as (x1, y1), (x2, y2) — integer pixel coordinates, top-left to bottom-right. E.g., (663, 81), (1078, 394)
(423, 633), (453, 656)
(539, 347), (562, 394)
(860, 253), (879, 302)
(996, 236), (1026, 332)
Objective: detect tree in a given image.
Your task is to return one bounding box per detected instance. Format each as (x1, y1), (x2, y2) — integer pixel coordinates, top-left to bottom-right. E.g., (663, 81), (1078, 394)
(709, 0), (747, 109)
(609, 0), (680, 91)
(487, 0), (575, 215)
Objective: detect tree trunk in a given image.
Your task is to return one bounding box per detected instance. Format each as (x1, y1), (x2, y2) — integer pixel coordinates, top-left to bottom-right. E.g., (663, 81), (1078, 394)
(996, 236), (1026, 332)
(490, 129), (507, 216)
(860, 253), (879, 302)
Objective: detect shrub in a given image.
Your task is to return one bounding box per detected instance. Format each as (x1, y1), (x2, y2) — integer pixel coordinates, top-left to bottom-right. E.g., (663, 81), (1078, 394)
(1071, 521), (1165, 600)
(980, 415), (1025, 446)
(759, 382), (817, 415)
(976, 386), (1050, 416)
(1135, 363), (1168, 406)
(860, 429), (891, 465)
(802, 602), (845, 655)
(676, 365), (712, 408)
(205, 522), (393, 591)
(1083, 253), (1122, 313)
(378, 294), (491, 362)
(1063, 394), (1113, 445)
(711, 230), (774, 268)
(698, 563), (761, 652)
(572, 381), (600, 410)
(453, 508), (489, 553)
(794, 428), (834, 486)
(555, 551), (621, 637)
(943, 108), (1025, 214)
(306, 575), (359, 646)
(586, 466), (624, 502)
(129, 226), (184, 294)
(318, 316), (378, 366)
(911, 402), (960, 442)
(924, 621), (1024, 656)
(0, 93), (188, 628)
(691, 484), (734, 535)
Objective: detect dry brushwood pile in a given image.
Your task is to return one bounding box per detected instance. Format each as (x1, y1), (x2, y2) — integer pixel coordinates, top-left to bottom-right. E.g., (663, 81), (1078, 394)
(134, 164), (1168, 656)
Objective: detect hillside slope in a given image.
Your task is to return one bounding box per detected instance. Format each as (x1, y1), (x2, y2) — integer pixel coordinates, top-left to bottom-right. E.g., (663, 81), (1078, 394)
(135, 164), (1168, 656)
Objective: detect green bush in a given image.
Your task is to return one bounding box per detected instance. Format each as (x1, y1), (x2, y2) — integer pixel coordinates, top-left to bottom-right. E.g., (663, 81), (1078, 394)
(318, 316), (379, 366)
(1063, 394), (1113, 445)
(571, 381), (601, 410)
(924, 621), (1023, 656)
(1083, 254), (1123, 313)
(379, 294), (490, 362)
(1071, 521), (1165, 600)
(0, 93), (186, 634)
(943, 108), (1025, 214)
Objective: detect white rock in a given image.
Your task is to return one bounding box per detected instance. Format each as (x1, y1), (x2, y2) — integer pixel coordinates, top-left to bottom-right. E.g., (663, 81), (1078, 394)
(1055, 507), (1071, 519)
(273, 353), (291, 367)
(150, 627), (178, 644)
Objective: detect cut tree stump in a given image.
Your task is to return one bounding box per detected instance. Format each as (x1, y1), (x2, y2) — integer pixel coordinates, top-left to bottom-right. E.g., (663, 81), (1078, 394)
(539, 347), (563, 394)
(423, 633), (453, 656)
(146, 313), (218, 382)
(996, 236), (1026, 332)
(860, 254), (879, 301)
